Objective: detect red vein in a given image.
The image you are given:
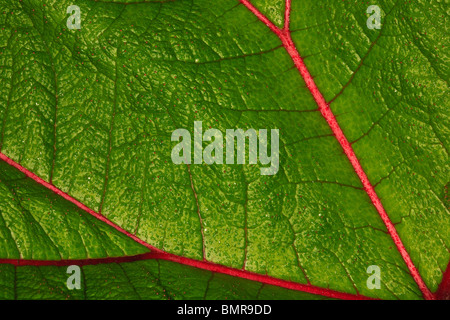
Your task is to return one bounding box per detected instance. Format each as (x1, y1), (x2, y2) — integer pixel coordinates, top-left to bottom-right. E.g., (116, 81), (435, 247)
(239, 0), (434, 300)
(0, 1), (441, 301)
(0, 151), (372, 300)
(239, 0), (282, 37)
(284, 0), (291, 31)
(0, 152), (163, 255)
(150, 252), (373, 300)
(0, 253), (155, 267)
(0, 252), (373, 300)
(436, 262), (450, 300)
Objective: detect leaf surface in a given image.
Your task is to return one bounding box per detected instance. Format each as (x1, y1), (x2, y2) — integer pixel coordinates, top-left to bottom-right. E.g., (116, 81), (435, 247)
(0, 259), (328, 300)
(0, 0), (448, 300)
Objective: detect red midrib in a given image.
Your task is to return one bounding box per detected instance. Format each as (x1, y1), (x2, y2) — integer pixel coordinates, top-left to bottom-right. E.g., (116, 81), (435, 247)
(436, 261), (450, 300)
(0, 152), (370, 300)
(0, 0), (446, 301)
(237, 0), (435, 300)
(0, 252), (371, 300)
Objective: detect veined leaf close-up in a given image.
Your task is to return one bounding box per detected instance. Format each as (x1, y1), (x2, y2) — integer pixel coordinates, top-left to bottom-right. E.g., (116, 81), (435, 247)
(0, 0), (448, 301)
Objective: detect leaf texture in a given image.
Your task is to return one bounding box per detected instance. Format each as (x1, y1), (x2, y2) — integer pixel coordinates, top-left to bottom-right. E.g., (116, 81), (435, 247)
(0, 0), (448, 300)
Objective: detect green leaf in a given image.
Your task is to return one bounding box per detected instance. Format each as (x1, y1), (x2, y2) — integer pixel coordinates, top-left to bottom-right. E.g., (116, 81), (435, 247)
(0, 260), (328, 300)
(0, 160), (147, 260)
(0, 0), (448, 300)
(288, 0), (449, 292)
